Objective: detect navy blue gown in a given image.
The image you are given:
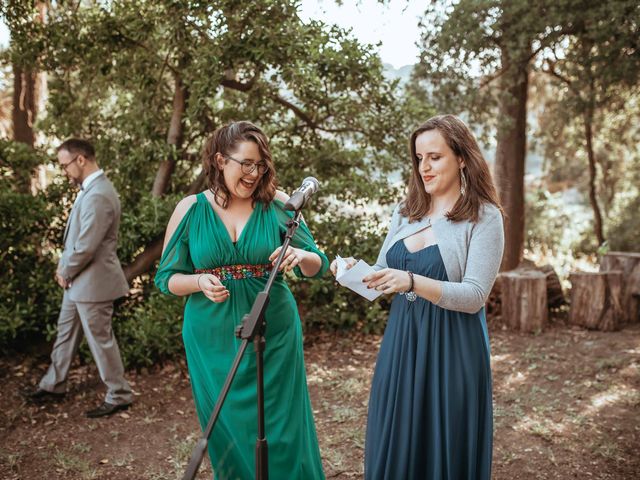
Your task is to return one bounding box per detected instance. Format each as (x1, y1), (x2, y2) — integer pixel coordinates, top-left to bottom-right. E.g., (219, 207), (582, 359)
(364, 241), (493, 480)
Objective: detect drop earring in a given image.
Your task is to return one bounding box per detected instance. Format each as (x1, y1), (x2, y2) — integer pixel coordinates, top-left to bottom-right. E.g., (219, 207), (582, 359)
(460, 168), (467, 196)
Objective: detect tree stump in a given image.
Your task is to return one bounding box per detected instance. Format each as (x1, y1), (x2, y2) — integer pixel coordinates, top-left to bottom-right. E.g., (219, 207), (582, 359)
(539, 264), (566, 309)
(569, 271), (624, 331)
(516, 259), (566, 308)
(487, 275), (502, 320)
(600, 252), (640, 324)
(499, 270), (548, 332)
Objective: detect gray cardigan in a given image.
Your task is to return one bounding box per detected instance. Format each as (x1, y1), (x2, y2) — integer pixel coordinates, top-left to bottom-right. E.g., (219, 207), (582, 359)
(373, 202), (504, 314)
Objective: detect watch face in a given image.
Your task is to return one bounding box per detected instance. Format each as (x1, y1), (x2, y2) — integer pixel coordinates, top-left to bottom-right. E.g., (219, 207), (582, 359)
(406, 291), (417, 302)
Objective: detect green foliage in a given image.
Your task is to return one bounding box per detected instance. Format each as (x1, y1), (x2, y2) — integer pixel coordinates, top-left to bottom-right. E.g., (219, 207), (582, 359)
(0, 1), (427, 365)
(118, 192), (180, 264)
(412, 0), (638, 131)
(524, 188), (593, 255)
(530, 1), (640, 245)
(291, 208), (396, 334)
(606, 186), (640, 253)
(112, 290), (186, 368)
(414, 0), (640, 257)
(0, 140), (62, 347)
(534, 86), (640, 251)
(411, 0), (547, 138)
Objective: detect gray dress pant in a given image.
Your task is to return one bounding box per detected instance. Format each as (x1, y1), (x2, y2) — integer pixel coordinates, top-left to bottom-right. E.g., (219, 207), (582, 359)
(39, 290), (132, 405)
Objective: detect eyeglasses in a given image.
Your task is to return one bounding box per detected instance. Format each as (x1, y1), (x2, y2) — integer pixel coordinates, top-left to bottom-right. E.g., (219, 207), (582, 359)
(60, 155), (80, 171)
(224, 155), (268, 176)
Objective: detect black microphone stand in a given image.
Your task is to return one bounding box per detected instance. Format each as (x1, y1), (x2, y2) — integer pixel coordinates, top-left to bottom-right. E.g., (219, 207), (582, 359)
(182, 209), (305, 480)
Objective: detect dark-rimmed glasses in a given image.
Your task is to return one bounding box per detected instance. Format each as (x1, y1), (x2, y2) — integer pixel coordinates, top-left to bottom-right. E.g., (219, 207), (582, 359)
(224, 155), (268, 176)
(60, 155), (80, 171)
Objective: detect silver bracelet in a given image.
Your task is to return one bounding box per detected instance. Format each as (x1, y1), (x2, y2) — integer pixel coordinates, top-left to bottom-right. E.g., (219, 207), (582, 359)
(404, 271), (417, 302)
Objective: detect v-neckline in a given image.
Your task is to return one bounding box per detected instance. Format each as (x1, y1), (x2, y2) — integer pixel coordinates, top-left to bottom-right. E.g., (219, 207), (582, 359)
(201, 193), (259, 246)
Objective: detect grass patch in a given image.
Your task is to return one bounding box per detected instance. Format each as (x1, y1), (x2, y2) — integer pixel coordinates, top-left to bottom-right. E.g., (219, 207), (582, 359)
(53, 450), (98, 480)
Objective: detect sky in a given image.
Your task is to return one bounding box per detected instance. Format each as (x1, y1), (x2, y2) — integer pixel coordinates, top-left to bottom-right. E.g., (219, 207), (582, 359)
(0, 1), (423, 68)
(0, 20), (7, 48)
(299, 0), (424, 69)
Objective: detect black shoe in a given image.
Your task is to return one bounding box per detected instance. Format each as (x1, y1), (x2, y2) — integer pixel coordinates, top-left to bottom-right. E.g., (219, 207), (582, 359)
(26, 388), (66, 402)
(85, 401), (131, 418)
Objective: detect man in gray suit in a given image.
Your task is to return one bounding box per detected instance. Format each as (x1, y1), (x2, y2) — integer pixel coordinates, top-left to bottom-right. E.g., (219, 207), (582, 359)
(28, 139), (133, 418)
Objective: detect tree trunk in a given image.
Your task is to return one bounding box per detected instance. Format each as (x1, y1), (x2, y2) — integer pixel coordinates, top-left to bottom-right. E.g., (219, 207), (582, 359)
(583, 107), (605, 246)
(11, 64), (38, 193)
(12, 64), (36, 147)
(152, 74), (187, 197)
(499, 270), (548, 332)
(495, 48), (530, 271)
(600, 251), (640, 324)
(569, 271), (624, 331)
(11, 1), (46, 148)
(123, 236), (164, 283)
(11, 2), (46, 192)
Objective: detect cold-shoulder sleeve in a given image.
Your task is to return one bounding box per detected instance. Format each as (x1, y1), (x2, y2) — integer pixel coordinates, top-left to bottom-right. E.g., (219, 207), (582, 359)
(154, 206), (195, 296)
(273, 200), (329, 279)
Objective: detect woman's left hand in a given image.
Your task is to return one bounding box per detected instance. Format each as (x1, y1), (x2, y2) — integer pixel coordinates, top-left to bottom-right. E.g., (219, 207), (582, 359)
(269, 246), (305, 273)
(363, 268), (412, 295)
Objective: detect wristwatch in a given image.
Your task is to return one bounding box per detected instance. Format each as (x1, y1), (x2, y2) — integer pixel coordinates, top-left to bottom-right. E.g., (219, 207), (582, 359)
(403, 271), (417, 302)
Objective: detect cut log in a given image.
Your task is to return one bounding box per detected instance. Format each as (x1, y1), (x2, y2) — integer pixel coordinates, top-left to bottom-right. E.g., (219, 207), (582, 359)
(600, 252), (640, 323)
(569, 271), (624, 331)
(487, 275), (502, 320)
(516, 259), (566, 309)
(499, 270), (548, 332)
(539, 264), (566, 309)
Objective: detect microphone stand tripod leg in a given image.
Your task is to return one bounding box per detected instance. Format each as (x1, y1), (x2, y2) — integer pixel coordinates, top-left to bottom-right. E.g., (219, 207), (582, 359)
(255, 334), (268, 480)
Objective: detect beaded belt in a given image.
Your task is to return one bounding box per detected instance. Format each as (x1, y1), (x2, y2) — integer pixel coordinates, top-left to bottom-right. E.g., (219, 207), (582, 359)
(195, 264), (273, 281)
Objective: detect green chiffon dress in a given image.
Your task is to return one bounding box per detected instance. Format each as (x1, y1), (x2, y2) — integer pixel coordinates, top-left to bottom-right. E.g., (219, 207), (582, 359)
(155, 192), (328, 480)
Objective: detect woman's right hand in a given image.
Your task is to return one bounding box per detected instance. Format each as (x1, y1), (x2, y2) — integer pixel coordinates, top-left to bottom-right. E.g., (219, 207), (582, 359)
(329, 257), (357, 277)
(198, 274), (230, 303)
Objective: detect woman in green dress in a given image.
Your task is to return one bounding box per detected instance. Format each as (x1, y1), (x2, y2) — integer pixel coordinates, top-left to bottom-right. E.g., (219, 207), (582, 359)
(155, 121), (328, 480)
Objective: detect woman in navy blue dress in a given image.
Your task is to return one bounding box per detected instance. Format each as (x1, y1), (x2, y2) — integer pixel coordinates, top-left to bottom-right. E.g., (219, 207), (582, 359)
(334, 115), (504, 479)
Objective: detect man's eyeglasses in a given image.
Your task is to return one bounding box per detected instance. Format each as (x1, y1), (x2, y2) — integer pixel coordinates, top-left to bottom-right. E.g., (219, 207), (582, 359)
(224, 155), (268, 176)
(60, 155), (80, 171)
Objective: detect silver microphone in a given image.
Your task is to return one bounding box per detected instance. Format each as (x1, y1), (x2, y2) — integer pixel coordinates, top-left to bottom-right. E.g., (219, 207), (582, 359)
(284, 177), (320, 211)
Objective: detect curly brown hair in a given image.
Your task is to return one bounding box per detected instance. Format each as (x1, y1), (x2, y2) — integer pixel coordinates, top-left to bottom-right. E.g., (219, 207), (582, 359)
(201, 121), (277, 208)
(400, 114), (503, 223)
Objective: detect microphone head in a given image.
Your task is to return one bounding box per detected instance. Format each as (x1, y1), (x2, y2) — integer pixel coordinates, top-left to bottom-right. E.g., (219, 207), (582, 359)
(302, 176), (319, 193)
(283, 176), (320, 211)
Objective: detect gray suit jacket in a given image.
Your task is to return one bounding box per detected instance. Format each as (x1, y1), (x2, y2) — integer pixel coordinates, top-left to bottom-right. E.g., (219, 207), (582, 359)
(58, 173), (129, 302)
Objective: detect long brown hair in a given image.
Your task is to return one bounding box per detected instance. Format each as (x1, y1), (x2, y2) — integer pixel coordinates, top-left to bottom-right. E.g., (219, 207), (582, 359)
(400, 114), (503, 223)
(202, 121), (277, 208)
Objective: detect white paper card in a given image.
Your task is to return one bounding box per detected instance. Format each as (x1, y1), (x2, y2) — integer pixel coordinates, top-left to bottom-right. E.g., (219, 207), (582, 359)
(335, 255), (383, 302)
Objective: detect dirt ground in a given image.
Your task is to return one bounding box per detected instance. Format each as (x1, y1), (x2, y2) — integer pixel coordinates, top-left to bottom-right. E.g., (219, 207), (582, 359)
(1, 321), (639, 479)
